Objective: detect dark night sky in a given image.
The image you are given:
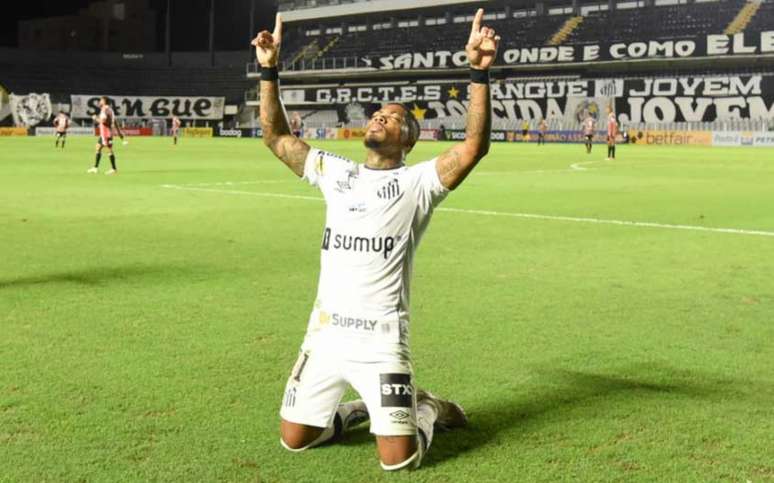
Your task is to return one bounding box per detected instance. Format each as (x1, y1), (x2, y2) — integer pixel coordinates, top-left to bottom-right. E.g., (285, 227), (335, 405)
(0, 0), (278, 50)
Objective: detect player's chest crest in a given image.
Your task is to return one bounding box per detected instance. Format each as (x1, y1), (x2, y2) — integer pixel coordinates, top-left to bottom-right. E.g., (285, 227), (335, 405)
(331, 175), (405, 215)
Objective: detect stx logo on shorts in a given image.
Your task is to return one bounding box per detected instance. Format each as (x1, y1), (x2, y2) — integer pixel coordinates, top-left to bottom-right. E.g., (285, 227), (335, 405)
(376, 179), (400, 200)
(380, 373), (413, 408)
(321, 227), (397, 259)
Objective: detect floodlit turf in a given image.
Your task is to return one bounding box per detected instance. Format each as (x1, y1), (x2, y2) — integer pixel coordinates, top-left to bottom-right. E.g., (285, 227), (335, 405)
(2, 135), (774, 481)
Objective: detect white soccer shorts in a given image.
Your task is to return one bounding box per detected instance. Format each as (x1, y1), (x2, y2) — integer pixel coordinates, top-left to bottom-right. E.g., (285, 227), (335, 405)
(279, 348), (418, 436)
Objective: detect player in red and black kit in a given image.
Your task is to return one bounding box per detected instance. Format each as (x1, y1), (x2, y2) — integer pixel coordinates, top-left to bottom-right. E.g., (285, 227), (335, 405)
(171, 115), (181, 145)
(87, 97), (124, 175)
(606, 106), (618, 160)
(53, 111), (70, 149)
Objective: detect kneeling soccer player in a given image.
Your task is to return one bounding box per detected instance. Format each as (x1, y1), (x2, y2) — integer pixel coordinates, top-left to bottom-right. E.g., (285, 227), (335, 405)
(254, 9), (499, 470)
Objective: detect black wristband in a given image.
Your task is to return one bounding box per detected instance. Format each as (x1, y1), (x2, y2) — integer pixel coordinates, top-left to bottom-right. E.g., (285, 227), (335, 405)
(260, 66), (279, 81)
(470, 68), (490, 84)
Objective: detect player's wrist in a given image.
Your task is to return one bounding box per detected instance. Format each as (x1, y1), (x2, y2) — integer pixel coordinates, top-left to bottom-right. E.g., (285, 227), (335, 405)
(470, 68), (490, 84)
(260, 65), (279, 81)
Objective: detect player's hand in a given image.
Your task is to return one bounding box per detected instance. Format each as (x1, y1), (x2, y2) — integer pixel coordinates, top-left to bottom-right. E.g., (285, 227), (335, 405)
(466, 9), (500, 71)
(252, 13), (282, 68)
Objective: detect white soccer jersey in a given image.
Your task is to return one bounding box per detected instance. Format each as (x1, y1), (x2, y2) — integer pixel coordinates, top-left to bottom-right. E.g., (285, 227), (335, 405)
(300, 148), (448, 358)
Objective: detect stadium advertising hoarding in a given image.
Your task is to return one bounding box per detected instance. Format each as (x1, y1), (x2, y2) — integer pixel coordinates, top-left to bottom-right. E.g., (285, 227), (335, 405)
(70, 95), (225, 120)
(0, 127), (28, 136)
(712, 131), (774, 147)
(213, 127), (263, 138)
(628, 130), (713, 146)
(183, 127), (213, 137)
(302, 75), (774, 126)
(35, 127), (97, 136)
(304, 127), (337, 140)
(367, 31), (774, 69)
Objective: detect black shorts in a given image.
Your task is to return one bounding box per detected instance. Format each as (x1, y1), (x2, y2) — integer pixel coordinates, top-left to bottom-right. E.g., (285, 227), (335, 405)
(585, 134), (593, 141)
(522, 130), (528, 136)
(98, 136), (113, 148)
(56, 132), (66, 138)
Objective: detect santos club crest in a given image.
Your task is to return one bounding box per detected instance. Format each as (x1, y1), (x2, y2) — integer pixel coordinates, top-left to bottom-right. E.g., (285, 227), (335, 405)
(10, 93), (52, 127)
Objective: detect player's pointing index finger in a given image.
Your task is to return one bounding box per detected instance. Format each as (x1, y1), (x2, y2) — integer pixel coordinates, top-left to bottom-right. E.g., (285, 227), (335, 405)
(470, 8), (483, 36)
(273, 13), (283, 41)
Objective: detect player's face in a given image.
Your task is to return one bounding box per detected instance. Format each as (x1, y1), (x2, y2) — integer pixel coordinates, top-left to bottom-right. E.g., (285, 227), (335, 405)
(365, 104), (405, 150)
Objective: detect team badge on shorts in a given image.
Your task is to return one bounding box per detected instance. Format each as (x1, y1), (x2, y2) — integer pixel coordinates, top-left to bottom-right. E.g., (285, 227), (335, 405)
(380, 373), (413, 407)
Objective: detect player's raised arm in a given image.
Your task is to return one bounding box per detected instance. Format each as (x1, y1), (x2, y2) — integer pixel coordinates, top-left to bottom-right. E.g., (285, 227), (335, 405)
(253, 13), (310, 177)
(435, 8), (500, 190)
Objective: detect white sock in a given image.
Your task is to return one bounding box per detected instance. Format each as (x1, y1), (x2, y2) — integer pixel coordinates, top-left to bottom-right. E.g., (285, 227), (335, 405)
(416, 401), (437, 452)
(336, 399), (369, 432)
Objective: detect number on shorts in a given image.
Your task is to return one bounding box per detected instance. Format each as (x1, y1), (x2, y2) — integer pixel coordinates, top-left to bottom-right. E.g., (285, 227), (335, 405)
(292, 351), (310, 382)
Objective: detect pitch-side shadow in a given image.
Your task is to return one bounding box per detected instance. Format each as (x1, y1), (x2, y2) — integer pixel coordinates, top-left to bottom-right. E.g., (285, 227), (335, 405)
(0, 264), (194, 289)
(421, 364), (735, 468)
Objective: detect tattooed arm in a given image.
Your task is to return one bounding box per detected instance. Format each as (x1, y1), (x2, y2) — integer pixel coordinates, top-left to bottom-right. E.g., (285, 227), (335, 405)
(253, 14), (310, 177)
(436, 9), (499, 191)
(260, 79), (309, 177)
(436, 84), (491, 190)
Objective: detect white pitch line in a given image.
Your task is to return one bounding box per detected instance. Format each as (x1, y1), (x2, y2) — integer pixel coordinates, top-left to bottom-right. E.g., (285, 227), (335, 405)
(570, 160), (602, 171)
(160, 184), (774, 238)
(161, 184), (322, 201)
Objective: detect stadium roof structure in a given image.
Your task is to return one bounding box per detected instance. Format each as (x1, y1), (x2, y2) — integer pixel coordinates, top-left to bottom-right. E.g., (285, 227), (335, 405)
(279, 0), (488, 22)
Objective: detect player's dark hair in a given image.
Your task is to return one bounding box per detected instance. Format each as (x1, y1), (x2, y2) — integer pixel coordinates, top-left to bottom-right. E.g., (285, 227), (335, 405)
(100, 96), (108, 104)
(387, 104), (419, 150)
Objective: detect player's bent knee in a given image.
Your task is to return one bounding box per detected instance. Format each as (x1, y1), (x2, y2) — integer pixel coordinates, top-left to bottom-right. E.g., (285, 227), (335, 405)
(279, 420), (329, 452)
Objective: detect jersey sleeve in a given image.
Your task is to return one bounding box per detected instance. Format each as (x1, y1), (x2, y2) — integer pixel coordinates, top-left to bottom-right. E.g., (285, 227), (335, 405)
(411, 159), (450, 210)
(302, 148), (356, 193)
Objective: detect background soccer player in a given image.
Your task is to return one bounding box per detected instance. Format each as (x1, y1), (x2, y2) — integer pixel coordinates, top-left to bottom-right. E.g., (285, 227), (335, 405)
(254, 9), (499, 471)
(53, 110), (70, 149)
(87, 97), (120, 175)
(538, 118), (548, 146)
(606, 106), (618, 160)
(171, 115), (181, 145)
(582, 112), (595, 154)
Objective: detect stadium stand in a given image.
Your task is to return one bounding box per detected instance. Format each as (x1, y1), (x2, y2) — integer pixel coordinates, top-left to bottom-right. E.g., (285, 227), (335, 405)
(0, 49), (250, 105)
(744, 0), (774, 33)
(565, 1), (745, 44)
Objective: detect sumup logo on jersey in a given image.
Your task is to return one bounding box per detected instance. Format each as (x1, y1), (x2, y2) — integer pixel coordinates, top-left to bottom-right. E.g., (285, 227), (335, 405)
(321, 227), (397, 259)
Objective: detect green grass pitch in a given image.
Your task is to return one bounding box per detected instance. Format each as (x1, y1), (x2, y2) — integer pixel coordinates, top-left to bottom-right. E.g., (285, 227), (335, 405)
(1, 135), (774, 481)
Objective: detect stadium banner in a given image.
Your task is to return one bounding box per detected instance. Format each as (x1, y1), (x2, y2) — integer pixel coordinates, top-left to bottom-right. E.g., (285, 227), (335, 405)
(70, 95), (225, 120)
(9, 93), (52, 127)
(297, 74), (774, 126)
(183, 127), (213, 138)
(628, 130), (712, 146)
(366, 31), (774, 69)
(712, 131), (774, 147)
(213, 127), (262, 138)
(0, 127), (28, 136)
(35, 126), (95, 136)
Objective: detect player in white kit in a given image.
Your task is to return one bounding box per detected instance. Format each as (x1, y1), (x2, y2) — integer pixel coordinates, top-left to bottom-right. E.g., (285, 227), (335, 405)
(254, 9), (499, 470)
